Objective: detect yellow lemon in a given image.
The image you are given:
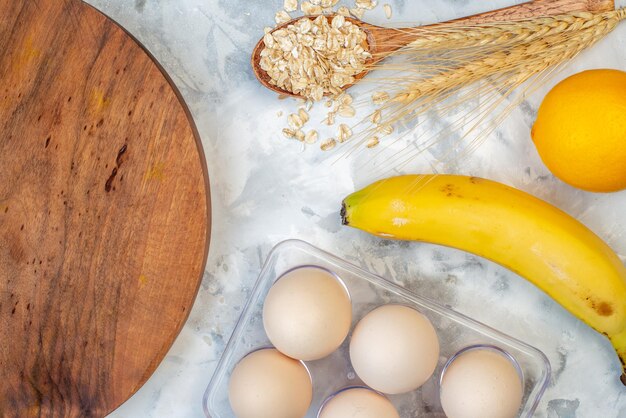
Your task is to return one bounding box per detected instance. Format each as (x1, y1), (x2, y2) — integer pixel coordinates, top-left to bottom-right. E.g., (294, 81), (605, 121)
(531, 69), (626, 192)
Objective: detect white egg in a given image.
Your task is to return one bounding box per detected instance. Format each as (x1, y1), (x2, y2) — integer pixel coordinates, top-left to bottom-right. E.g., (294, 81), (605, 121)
(349, 304), (440, 394)
(440, 347), (523, 418)
(318, 387), (400, 418)
(263, 266), (352, 361)
(228, 348), (312, 418)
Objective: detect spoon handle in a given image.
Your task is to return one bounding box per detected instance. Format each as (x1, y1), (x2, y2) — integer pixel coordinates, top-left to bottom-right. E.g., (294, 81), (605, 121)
(368, 0), (615, 56)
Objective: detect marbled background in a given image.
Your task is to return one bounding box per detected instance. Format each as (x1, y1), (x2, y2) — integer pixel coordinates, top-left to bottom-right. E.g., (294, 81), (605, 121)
(82, 0), (626, 416)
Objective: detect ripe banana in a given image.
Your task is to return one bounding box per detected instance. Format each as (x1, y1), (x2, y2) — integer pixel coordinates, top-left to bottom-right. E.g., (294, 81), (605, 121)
(342, 174), (626, 384)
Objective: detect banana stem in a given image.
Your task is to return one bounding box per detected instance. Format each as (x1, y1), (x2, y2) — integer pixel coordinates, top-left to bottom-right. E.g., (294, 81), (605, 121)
(340, 202), (349, 226)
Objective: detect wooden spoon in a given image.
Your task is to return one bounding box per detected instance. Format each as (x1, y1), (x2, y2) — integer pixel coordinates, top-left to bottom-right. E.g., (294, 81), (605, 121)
(251, 0), (615, 98)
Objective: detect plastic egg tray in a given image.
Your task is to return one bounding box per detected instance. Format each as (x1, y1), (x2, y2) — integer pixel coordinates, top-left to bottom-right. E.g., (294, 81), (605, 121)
(203, 239), (551, 417)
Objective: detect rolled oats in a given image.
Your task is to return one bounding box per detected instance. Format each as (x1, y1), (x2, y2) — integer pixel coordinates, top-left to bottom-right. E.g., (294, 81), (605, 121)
(356, 0), (377, 10)
(288, 113), (304, 129)
(337, 6), (351, 16)
(366, 136), (380, 148)
(295, 129), (306, 141)
(284, 0), (298, 12)
(338, 93), (353, 106)
(331, 14), (345, 29)
(372, 91), (390, 104)
(384, 3), (392, 19)
(301, 1), (323, 15)
(323, 112), (336, 125)
(338, 105), (356, 118)
(260, 15), (371, 100)
(298, 108), (310, 123)
(275, 10), (292, 24)
(337, 124), (353, 142)
(321, 138), (337, 151)
(349, 8), (365, 18)
(305, 130), (319, 144)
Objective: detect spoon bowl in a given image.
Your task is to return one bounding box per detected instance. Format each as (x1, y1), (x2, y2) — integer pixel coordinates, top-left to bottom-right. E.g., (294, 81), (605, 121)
(251, 15), (380, 98)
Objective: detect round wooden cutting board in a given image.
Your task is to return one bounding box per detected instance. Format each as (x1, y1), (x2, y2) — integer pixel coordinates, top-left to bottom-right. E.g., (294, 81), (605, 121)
(0, 1), (210, 416)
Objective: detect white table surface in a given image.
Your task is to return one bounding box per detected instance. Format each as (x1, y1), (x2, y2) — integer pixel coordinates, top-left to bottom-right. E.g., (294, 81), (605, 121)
(83, 1), (626, 416)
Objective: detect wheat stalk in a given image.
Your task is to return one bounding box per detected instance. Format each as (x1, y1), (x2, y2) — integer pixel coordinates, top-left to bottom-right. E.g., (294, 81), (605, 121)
(393, 9), (626, 104)
(393, 11), (623, 52)
(344, 9), (626, 175)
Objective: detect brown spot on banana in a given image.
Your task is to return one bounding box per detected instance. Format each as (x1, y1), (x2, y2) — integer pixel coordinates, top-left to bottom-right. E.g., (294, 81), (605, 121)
(596, 302), (614, 317)
(585, 296), (614, 317)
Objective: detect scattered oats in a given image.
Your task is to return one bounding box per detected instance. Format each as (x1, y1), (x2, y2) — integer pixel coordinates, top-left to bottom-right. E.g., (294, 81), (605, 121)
(372, 91), (390, 104)
(325, 100), (333, 108)
(275, 10), (291, 24)
(384, 3), (392, 19)
(295, 129), (305, 141)
(338, 93), (353, 105)
(337, 6), (351, 16)
(305, 130), (319, 144)
(323, 112), (336, 125)
(367, 136), (380, 148)
(349, 7), (365, 19)
(371, 109), (381, 124)
(356, 0), (377, 10)
(321, 138), (337, 151)
(284, 0), (298, 12)
(338, 105), (356, 118)
(282, 128), (296, 138)
(329, 86), (343, 96)
(337, 123), (353, 142)
(305, 100), (313, 111)
(320, 0), (338, 7)
(301, 1), (323, 15)
(377, 123), (394, 135)
(278, 94), (290, 100)
(288, 113), (304, 129)
(309, 0), (321, 4)
(277, 110), (284, 117)
(298, 108), (310, 124)
(311, 85), (324, 102)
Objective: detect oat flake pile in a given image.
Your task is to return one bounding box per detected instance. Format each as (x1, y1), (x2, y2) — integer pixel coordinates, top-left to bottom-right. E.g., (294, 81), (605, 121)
(259, 15), (372, 101)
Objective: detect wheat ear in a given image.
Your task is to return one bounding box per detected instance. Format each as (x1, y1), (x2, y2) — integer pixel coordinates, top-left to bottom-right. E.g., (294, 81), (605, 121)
(393, 9), (626, 106)
(393, 10), (625, 52)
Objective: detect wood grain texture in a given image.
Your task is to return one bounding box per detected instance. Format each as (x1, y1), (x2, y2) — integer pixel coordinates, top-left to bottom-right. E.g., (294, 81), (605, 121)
(251, 0), (616, 97)
(0, 1), (210, 417)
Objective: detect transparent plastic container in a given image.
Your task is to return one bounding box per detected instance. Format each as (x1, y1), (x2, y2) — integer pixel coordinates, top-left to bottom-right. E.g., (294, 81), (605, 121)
(203, 239), (551, 417)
